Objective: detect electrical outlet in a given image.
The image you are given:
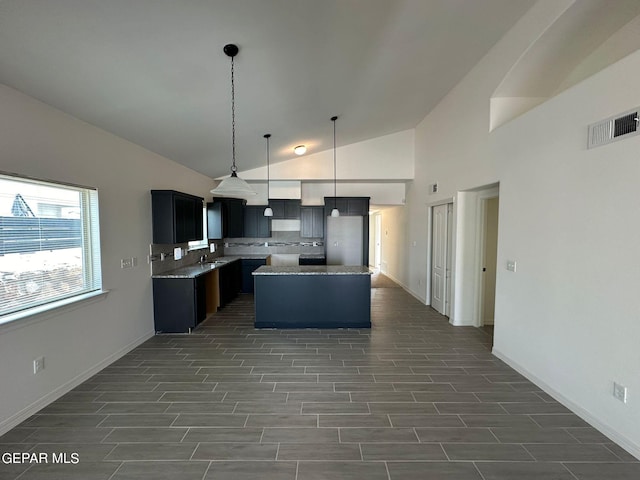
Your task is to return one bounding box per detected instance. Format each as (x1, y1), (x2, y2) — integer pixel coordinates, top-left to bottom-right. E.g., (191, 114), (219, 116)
(120, 258), (133, 269)
(613, 382), (628, 403)
(506, 260), (517, 272)
(33, 356), (45, 374)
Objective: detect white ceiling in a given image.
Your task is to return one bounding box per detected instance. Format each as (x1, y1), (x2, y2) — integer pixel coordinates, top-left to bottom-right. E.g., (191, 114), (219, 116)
(0, 0), (534, 178)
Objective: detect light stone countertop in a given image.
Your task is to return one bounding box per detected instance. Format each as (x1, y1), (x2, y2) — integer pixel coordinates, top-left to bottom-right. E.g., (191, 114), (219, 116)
(152, 255), (270, 279)
(252, 265), (372, 276)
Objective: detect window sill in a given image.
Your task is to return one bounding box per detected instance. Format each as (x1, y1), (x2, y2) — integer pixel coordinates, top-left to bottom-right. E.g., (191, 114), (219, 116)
(0, 290), (110, 333)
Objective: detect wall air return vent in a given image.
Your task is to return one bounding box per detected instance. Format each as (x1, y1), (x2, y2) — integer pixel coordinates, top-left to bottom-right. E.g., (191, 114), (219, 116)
(588, 108), (639, 149)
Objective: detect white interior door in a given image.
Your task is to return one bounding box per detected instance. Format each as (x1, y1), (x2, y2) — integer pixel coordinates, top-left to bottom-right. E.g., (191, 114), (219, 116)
(431, 204), (449, 314)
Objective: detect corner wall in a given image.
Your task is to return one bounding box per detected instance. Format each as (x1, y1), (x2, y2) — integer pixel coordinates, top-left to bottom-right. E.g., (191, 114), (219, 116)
(0, 85), (214, 434)
(404, 0), (640, 457)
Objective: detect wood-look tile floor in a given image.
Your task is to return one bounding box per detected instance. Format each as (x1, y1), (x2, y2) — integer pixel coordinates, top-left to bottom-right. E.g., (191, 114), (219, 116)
(1, 286), (638, 479)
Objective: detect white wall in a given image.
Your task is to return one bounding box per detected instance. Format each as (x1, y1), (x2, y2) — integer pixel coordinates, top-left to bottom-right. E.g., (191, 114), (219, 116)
(378, 206), (408, 289)
(492, 49), (640, 457)
(240, 129), (415, 181)
(0, 84), (214, 434)
(403, 0), (640, 458)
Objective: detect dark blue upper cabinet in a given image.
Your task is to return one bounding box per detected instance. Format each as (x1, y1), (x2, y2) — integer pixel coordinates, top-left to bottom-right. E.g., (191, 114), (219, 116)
(151, 190), (204, 244)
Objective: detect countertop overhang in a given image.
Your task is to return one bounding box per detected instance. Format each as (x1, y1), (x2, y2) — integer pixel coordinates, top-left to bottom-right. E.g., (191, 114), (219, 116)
(253, 265), (371, 276)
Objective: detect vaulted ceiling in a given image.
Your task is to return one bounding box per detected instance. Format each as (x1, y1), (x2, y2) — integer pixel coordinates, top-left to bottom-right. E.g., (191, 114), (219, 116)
(0, 0), (535, 178)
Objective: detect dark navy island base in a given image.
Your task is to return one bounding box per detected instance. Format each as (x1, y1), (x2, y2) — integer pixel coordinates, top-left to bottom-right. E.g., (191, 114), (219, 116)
(252, 265), (372, 329)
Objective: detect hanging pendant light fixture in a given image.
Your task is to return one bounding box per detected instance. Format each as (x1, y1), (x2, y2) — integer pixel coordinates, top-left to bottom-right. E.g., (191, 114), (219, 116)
(263, 134), (273, 217)
(211, 44), (256, 197)
(330, 115), (340, 217)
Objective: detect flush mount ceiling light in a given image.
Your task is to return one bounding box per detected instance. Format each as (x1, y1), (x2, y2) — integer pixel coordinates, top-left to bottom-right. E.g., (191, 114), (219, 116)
(263, 134), (273, 217)
(330, 116), (340, 217)
(294, 145), (307, 155)
(211, 43), (256, 198)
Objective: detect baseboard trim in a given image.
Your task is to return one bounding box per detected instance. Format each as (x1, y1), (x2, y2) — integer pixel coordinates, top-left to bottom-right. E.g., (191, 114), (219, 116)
(0, 330), (154, 436)
(492, 347), (640, 461)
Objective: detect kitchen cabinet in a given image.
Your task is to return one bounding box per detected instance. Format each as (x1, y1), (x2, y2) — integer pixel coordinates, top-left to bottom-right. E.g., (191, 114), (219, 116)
(151, 190), (204, 244)
(243, 206), (271, 238)
(218, 260), (242, 308)
(152, 275), (207, 333)
(300, 206), (324, 238)
(324, 197), (369, 217)
(207, 197), (246, 239)
(241, 258), (268, 293)
(299, 256), (326, 266)
(269, 199), (301, 219)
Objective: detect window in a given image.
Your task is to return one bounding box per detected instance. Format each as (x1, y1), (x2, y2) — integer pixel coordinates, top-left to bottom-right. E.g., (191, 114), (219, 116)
(0, 173), (102, 322)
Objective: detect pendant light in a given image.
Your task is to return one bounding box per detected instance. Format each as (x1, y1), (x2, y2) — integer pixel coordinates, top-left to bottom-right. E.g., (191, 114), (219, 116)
(263, 134), (273, 217)
(211, 44), (256, 197)
(330, 115), (340, 217)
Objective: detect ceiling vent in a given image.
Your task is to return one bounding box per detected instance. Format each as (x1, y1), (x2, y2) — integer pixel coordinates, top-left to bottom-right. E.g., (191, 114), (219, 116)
(588, 108), (639, 149)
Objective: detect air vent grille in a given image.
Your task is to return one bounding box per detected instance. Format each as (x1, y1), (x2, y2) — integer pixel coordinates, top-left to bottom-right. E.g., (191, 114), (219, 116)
(588, 108), (640, 148)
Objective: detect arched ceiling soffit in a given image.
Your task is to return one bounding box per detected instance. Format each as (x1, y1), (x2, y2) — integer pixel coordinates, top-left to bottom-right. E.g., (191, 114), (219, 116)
(494, 0), (640, 100)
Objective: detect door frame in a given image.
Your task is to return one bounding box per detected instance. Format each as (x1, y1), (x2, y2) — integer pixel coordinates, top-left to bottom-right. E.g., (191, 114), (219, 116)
(426, 198), (455, 318)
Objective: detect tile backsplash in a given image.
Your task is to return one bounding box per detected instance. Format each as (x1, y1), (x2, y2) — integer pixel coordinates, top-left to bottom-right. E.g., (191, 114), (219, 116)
(149, 232), (324, 276)
(223, 231), (323, 256)
(149, 241), (223, 276)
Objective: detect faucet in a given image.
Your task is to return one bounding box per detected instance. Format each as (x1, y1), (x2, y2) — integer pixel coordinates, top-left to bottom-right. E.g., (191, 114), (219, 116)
(199, 254), (207, 264)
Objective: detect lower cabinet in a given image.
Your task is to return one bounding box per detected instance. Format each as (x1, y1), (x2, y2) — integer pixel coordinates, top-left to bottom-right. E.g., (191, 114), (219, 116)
(218, 260), (242, 308)
(153, 276), (207, 333)
(241, 258), (267, 293)
(153, 260), (243, 333)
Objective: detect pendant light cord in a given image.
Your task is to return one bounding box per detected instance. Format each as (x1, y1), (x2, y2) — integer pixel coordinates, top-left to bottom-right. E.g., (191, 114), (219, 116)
(265, 134), (270, 199)
(230, 55), (237, 173)
(332, 116), (338, 208)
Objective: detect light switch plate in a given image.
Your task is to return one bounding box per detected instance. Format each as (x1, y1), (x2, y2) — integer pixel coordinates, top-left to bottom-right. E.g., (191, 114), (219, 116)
(506, 260), (517, 272)
(174, 247), (182, 260)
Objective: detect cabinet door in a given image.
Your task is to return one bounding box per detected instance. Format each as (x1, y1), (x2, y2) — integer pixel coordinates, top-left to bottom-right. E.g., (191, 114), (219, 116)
(194, 275), (207, 324)
(244, 206), (271, 238)
(174, 194), (193, 243)
(218, 260), (242, 307)
(284, 200), (301, 219)
(153, 278), (197, 333)
(152, 190), (204, 244)
(269, 199), (285, 218)
(241, 259), (266, 293)
(347, 197), (369, 216)
(225, 199), (245, 238)
(301, 206), (324, 238)
(207, 202), (223, 239)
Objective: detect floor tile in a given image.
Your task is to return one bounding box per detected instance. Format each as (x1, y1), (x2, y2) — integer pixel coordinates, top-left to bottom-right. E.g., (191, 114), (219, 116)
(192, 442), (278, 460)
(565, 463), (640, 479)
(1, 288), (636, 479)
(110, 461), (209, 480)
(297, 461), (389, 480)
(261, 427), (338, 444)
(362, 443), (447, 460)
(416, 427), (497, 443)
(277, 443), (362, 460)
(339, 427), (419, 443)
(443, 443), (534, 461)
(524, 443), (622, 461)
(475, 462), (576, 480)
(387, 462), (482, 480)
(203, 461), (297, 480)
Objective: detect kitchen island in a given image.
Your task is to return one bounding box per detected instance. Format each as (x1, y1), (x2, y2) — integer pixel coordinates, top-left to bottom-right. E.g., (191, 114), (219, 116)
(252, 265), (372, 328)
